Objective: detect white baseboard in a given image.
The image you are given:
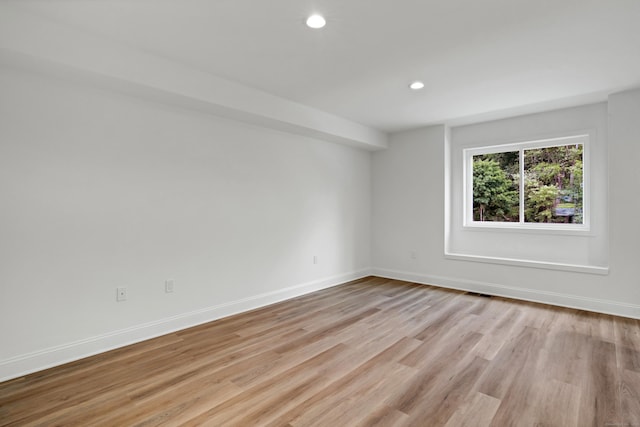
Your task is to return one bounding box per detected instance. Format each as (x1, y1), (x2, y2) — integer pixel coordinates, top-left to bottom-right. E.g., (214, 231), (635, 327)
(0, 269), (372, 383)
(371, 268), (640, 320)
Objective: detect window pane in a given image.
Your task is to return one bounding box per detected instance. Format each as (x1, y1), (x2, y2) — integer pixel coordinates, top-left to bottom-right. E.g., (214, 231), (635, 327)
(524, 144), (583, 224)
(473, 152), (519, 222)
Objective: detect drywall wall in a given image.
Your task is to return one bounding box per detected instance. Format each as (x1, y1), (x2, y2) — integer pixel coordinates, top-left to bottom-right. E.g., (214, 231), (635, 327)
(448, 103), (609, 272)
(0, 64), (372, 381)
(372, 94), (640, 318)
(608, 88), (640, 311)
(1, 58), (638, 383)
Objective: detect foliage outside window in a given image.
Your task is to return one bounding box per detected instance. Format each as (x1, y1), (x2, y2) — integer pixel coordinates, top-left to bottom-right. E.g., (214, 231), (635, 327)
(465, 135), (587, 228)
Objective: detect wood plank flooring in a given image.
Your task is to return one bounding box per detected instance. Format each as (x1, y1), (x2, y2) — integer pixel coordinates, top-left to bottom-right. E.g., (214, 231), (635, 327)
(1, 276), (639, 426)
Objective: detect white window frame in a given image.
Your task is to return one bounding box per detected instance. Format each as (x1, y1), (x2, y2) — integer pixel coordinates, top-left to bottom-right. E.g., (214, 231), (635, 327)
(463, 134), (590, 232)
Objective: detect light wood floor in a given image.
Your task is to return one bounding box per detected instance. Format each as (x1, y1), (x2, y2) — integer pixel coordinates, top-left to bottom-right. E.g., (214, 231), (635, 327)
(1, 276), (639, 426)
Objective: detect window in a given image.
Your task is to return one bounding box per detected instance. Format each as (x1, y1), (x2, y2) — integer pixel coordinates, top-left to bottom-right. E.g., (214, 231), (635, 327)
(464, 134), (588, 230)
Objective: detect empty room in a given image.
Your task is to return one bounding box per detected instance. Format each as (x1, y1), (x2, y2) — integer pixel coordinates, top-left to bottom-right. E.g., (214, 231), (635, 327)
(1, 1), (639, 426)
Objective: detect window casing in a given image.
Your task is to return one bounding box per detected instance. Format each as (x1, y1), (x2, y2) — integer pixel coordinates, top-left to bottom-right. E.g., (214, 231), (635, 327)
(463, 134), (589, 232)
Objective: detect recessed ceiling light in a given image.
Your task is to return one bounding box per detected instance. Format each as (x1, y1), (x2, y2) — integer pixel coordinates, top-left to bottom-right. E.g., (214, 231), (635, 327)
(409, 81), (425, 90)
(306, 14), (326, 29)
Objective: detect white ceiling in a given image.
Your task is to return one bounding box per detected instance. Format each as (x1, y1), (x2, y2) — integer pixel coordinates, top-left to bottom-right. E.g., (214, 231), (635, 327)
(9, 0), (640, 133)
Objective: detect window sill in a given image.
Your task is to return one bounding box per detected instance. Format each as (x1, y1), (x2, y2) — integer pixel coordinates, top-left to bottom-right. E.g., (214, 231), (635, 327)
(463, 222), (592, 236)
(445, 252), (609, 275)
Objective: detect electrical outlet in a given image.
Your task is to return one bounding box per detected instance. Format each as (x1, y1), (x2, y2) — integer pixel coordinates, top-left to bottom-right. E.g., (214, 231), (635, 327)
(410, 251), (417, 259)
(165, 279), (174, 293)
(313, 255), (318, 264)
(116, 287), (127, 302)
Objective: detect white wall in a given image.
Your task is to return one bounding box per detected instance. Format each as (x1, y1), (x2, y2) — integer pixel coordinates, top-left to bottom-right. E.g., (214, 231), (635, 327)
(608, 88), (640, 311)
(448, 103), (609, 272)
(2, 61), (639, 384)
(0, 65), (372, 380)
(372, 92), (640, 318)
